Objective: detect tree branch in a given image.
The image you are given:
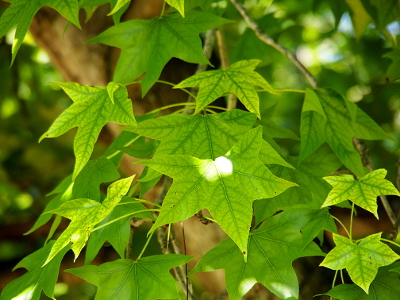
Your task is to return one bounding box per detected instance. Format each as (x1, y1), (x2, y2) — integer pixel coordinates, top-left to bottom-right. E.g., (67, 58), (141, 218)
(229, 0), (319, 89)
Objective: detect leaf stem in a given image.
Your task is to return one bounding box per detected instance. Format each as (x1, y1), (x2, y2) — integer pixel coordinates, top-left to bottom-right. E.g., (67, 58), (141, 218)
(147, 102), (196, 114)
(117, 199), (162, 208)
(331, 215), (351, 238)
(106, 135), (142, 160)
(207, 105), (229, 111)
(340, 269), (345, 284)
(349, 202), (355, 240)
(268, 88), (306, 93)
(160, 0), (166, 17)
(229, 0), (319, 89)
(332, 270), (338, 288)
(381, 238), (400, 248)
(137, 230), (154, 259)
(128, 80), (197, 99)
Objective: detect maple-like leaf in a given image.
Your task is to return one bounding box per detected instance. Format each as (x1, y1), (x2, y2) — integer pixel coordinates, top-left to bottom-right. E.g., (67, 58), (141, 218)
(0, 0), (80, 63)
(138, 127), (296, 255)
(0, 241), (69, 300)
(175, 59), (277, 118)
(320, 233), (400, 293)
(40, 82), (136, 180)
(67, 255), (193, 300)
(322, 169), (400, 218)
(89, 11), (230, 95)
(190, 210), (325, 299)
(85, 197), (154, 264)
(324, 263), (400, 299)
(299, 88), (390, 177)
(43, 176), (134, 265)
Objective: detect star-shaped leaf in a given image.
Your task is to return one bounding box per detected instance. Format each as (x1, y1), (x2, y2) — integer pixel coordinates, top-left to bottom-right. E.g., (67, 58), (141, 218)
(27, 157), (120, 235)
(40, 82), (136, 180)
(190, 210), (325, 300)
(320, 233), (400, 293)
(44, 176), (134, 265)
(89, 11), (230, 95)
(0, 0), (80, 63)
(85, 197), (154, 264)
(322, 169), (400, 218)
(137, 127), (296, 255)
(324, 263), (400, 299)
(300, 88), (390, 177)
(0, 241), (69, 300)
(67, 255), (193, 300)
(175, 59), (277, 118)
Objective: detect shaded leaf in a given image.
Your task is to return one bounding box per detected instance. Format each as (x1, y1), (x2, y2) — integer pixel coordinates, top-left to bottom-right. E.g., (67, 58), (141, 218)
(67, 255), (193, 300)
(175, 59), (277, 118)
(383, 50), (400, 82)
(320, 233), (400, 293)
(322, 169), (400, 218)
(40, 82), (136, 179)
(138, 127), (296, 255)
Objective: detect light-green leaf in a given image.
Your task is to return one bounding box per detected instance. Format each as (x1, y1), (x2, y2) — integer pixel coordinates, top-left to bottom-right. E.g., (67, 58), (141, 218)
(0, 0), (80, 63)
(0, 241), (69, 300)
(191, 210), (325, 300)
(89, 11), (230, 95)
(300, 88), (390, 177)
(320, 233), (400, 293)
(67, 255), (193, 300)
(40, 82), (136, 180)
(44, 176), (134, 265)
(322, 169), (400, 218)
(137, 127), (296, 255)
(166, 0), (185, 17)
(175, 59), (277, 118)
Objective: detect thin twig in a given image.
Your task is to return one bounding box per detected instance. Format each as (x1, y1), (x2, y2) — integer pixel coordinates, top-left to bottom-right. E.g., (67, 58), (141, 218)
(352, 137), (397, 227)
(229, 0), (319, 89)
(216, 29), (237, 110)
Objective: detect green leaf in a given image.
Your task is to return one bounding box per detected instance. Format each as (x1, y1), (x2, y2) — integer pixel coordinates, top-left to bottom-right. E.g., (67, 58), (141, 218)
(300, 88), (390, 177)
(40, 82), (136, 180)
(175, 59), (277, 118)
(123, 139), (160, 159)
(191, 210), (325, 300)
(166, 0), (185, 17)
(383, 50), (400, 82)
(360, 0), (400, 31)
(322, 169), (400, 218)
(0, 0), (80, 63)
(89, 11), (230, 95)
(320, 233), (400, 293)
(138, 127), (296, 255)
(44, 176), (134, 265)
(108, 0), (131, 15)
(27, 157), (120, 234)
(0, 241), (69, 300)
(67, 255), (193, 300)
(345, 0), (372, 39)
(85, 197), (154, 264)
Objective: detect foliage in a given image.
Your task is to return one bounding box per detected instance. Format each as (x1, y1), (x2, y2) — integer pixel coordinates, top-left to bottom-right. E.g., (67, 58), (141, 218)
(1, 0), (400, 299)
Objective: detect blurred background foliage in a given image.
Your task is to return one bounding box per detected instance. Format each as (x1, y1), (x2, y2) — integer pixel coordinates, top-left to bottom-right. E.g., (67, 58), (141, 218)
(0, 0), (399, 298)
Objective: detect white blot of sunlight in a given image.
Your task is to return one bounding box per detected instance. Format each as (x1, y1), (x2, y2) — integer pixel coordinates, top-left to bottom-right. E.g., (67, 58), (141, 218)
(270, 282), (293, 299)
(13, 285), (35, 300)
(203, 157), (233, 182)
(238, 277), (257, 295)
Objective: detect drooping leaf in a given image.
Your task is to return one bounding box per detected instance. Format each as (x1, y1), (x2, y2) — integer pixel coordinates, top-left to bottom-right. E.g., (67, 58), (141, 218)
(300, 88), (390, 177)
(0, 0), (80, 63)
(40, 82), (136, 179)
(320, 233), (400, 293)
(67, 255), (193, 300)
(191, 210), (325, 300)
(175, 59), (277, 118)
(165, 0), (185, 16)
(324, 263), (400, 299)
(345, 0), (372, 39)
(85, 197), (154, 264)
(322, 169), (400, 218)
(0, 241), (69, 300)
(27, 157), (120, 234)
(89, 11), (230, 95)
(138, 127), (296, 255)
(360, 0), (400, 31)
(44, 176), (134, 265)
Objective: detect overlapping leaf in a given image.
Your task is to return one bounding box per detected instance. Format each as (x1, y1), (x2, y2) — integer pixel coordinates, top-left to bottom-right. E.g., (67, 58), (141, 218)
(324, 263), (400, 299)
(67, 255), (193, 300)
(191, 210), (325, 300)
(90, 11), (230, 95)
(300, 88), (390, 177)
(0, 0), (80, 63)
(383, 50), (400, 82)
(320, 233), (400, 293)
(175, 60), (277, 118)
(138, 127), (296, 255)
(0, 241), (69, 300)
(322, 169), (400, 218)
(85, 197), (154, 264)
(44, 176), (134, 265)
(40, 82), (136, 179)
